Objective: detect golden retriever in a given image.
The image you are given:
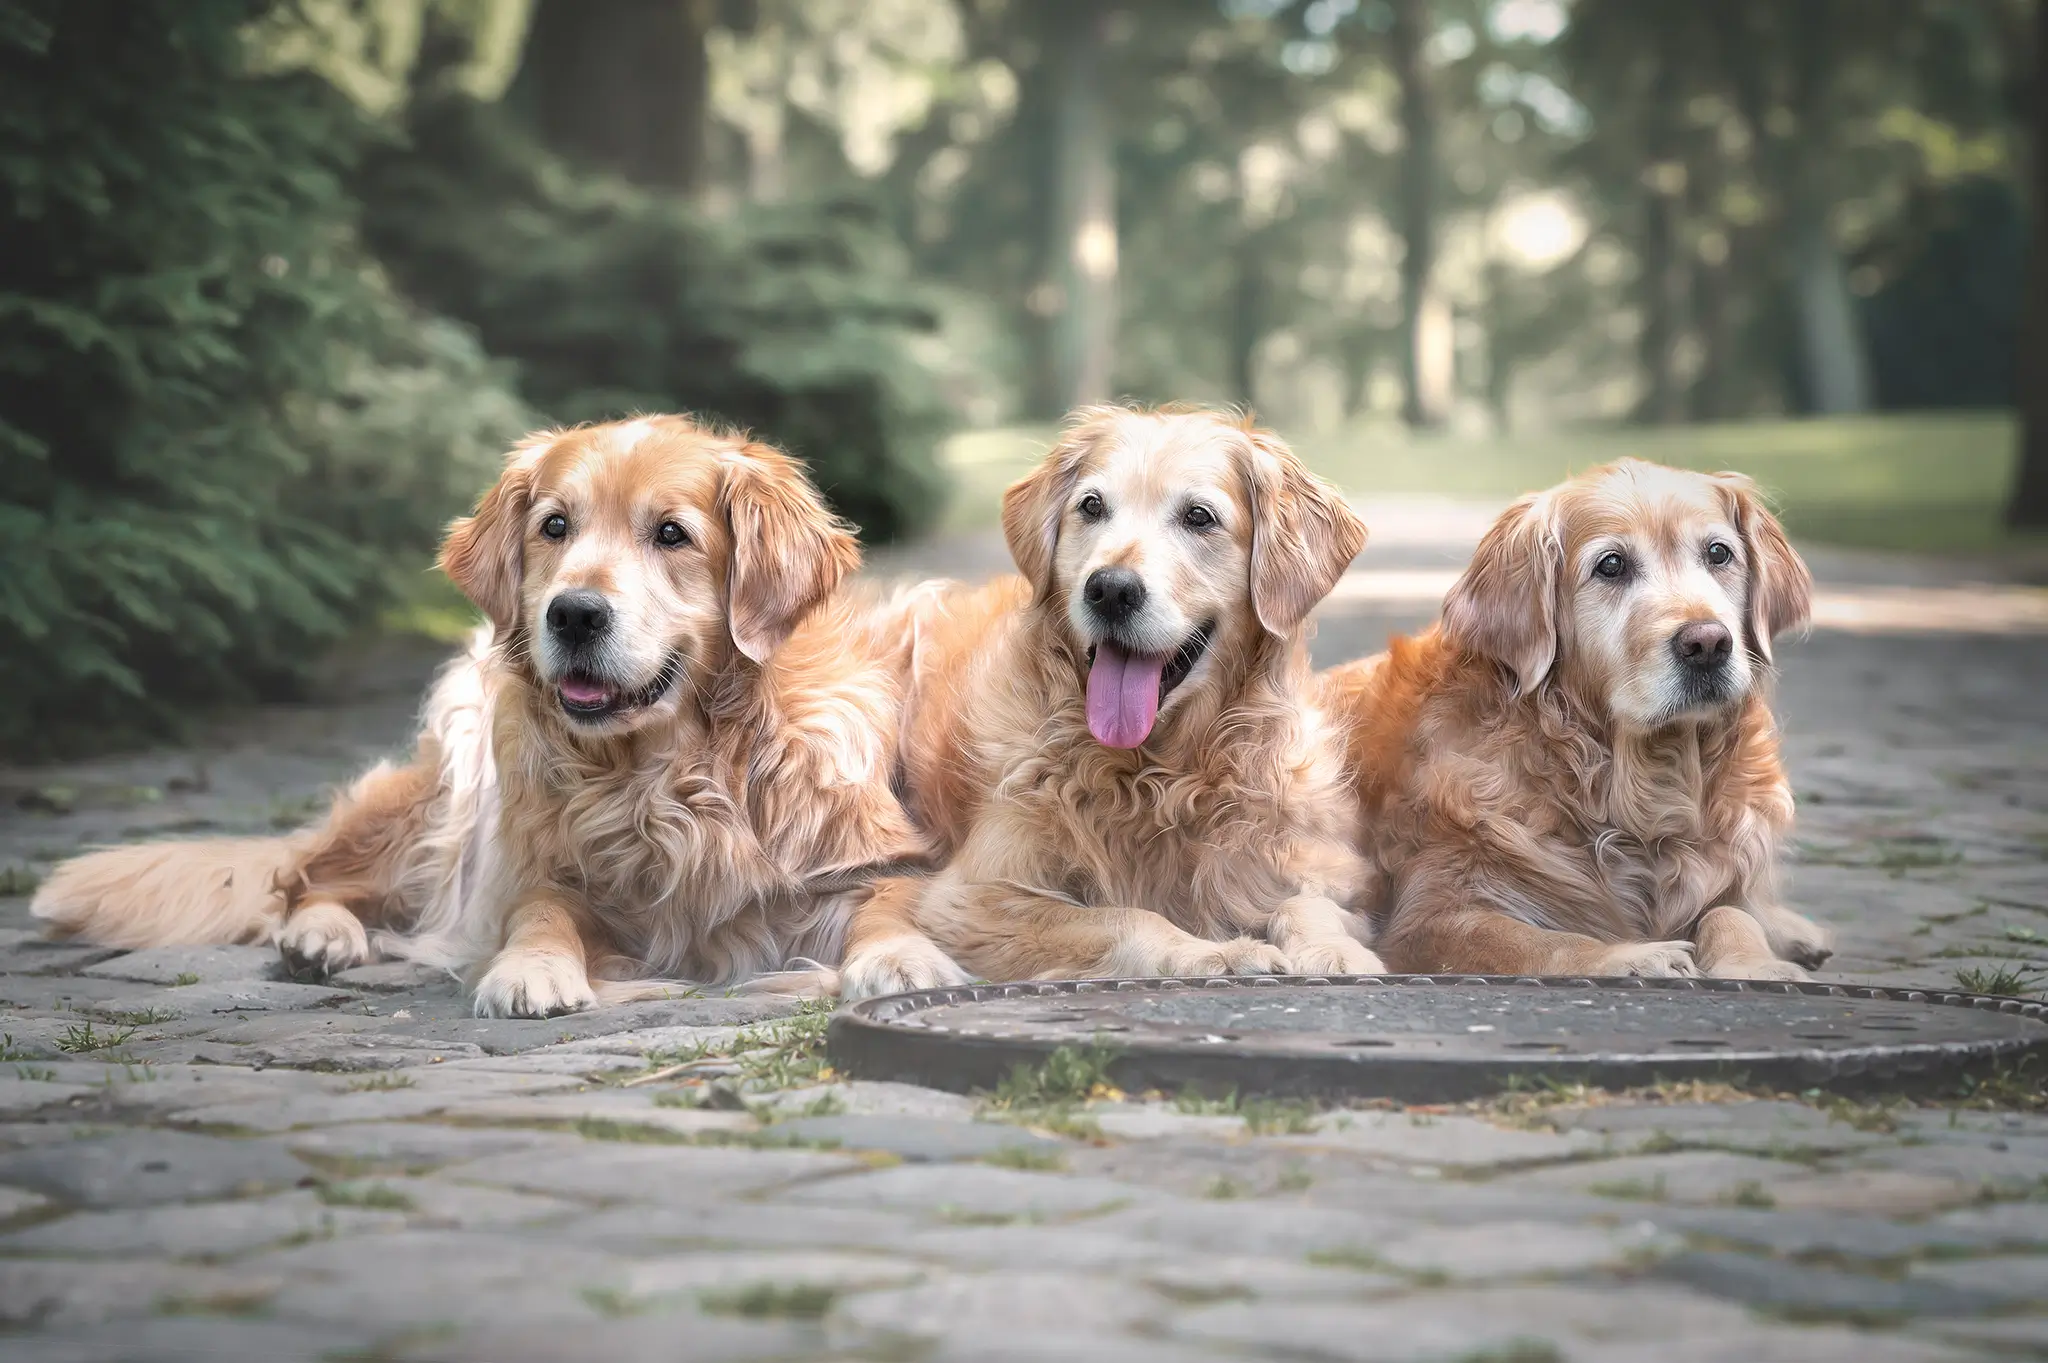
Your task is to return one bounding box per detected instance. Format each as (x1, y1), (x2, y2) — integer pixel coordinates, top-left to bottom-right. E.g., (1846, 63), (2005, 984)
(837, 405), (1385, 997)
(1322, 458), (1831, 980)
(34, 417), (930, 1017)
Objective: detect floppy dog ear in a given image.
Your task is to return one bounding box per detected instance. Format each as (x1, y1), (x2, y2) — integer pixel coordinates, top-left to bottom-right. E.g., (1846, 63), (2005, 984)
(1717, 474), (1812, 664)
(1441, 491), (1561, 696)
(722, 442), (862, 664)
(1240, 429), (1369, 636)
(439, 436), (552, 632)
(1000, 416), (1099, 602)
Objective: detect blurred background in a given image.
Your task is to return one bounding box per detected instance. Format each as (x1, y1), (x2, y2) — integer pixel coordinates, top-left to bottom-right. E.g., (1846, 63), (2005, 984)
(1, 0), (2043, 760)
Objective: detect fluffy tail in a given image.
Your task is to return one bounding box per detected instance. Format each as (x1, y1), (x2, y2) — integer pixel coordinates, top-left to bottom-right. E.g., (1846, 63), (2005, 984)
(31, 835), (307, 948)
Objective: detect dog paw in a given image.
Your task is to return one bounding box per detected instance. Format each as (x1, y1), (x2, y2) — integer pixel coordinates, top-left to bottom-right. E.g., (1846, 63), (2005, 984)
(1707, 956), (1810, 984)
(1163, 937), (1290, 978)
(1288, 937), (1387, 976)
(1762, 909), (1833, 970)
(839, 935), (973, 1001)
(1593, 940), (1698, 978)
(276, 902), (371, 980)
(472, 950), (596, 1018)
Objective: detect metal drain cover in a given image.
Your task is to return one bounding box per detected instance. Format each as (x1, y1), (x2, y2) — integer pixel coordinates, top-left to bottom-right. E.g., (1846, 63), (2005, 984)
(827, 976), (2048, 1102)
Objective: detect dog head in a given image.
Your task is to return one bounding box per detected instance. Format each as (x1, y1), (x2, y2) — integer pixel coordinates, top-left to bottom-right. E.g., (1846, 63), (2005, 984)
(439, 417), (859, 735)
(1001, 405), (1366, 749)
(1442, 458), (1812, 728)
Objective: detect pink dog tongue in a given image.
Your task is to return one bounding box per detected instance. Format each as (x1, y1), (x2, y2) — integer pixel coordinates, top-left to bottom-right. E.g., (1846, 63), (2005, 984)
(1086, 642), (1165, 749)
(559, 678), (611, 707)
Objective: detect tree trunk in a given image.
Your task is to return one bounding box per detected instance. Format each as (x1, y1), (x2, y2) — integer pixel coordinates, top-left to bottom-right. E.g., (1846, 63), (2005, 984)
(1783, 0), (1871, 415)
(2011, 0), (2048, 527)
(1228, 230), (1263, 408)
(1390, 0), (1443, 428)
(521, 0), (713, 192)
(1043, 1), (1118, 411)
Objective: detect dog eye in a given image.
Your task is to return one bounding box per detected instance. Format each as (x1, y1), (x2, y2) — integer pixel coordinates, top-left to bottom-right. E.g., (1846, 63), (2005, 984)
(1077, 492), (1106, 521)
(539, 514), (568, 541)
(1593, 551), (1629, 580)
(655, 520), (689, 548)
(1705, 540), (1734, 566)
(1182, 504), (1216, 530)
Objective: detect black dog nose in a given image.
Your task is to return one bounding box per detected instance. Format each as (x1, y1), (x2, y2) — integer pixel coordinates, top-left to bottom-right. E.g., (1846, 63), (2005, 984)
(546, 591), (612, 649)
(1672, 620), (1733, 670)
(1082, 567), (1148, 625)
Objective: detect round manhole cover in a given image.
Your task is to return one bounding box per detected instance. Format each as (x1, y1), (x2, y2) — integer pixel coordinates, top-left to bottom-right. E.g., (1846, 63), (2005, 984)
(827, 976), (2048, 1102)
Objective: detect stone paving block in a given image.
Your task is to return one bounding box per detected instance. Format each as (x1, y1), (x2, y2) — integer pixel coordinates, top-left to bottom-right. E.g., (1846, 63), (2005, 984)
(777, 1164), (1157, 1220)
(0, 1076), (96, 1119)
(1, 1187), (402, 1258)
(0, 1257), (282, 1328)
(81, 944), (283, 985)
(1275, 1111), (1608, 1169)
(1167, 1282), (1755, 1361)
(1551, 1100), (1896, 1155)
(1764, 1167), (1982, 1217)
(1574, 1325), (1982, 1363)
(320, 1175), (580, 1230)
(1916, 1316), (2048, 1357)
(434, 1091), (761, 1138)
(451, 1141), (858, 1203)
(618, 1247), (928, 1303)
(1640, 1203), (2030, 1261)
(0, 940), (127, 975)
(560, 1200), (927, 1258)
(765, 1114), (1066, 1163)
(1087, 1106), (1258, 1141)
(251, 1228), (628, 1329)
(1843, 1139), (2048, 1199)
(1652, 1249), (2013, 1319)
(0, 972), (166, 1011)
(749, 1080), (980, 1121)
(0, 1183), (47, 1221)
(94, 979), (358, 1020)
(1088, 1198), (1406, 1260)
(918, 1334), (1243, 1363)
(1908, 1252), (2048, 1301)
(285, 1120), (587, 1175)
(1372, 1218), (1676, 1282)
(1493, 1149), (1801, 1205)
(387, 1312), (819, 1363)
(0, 1129), (314, 1207)
(1925, 1198), (2048, 1246)
(1143, 1254), (1406, 1304)
(331, 960), (457, 992)
(3, 1316), (369, 1363)
(899, 1223), (1212, 1274)
(826, 1270), (1167, 1350)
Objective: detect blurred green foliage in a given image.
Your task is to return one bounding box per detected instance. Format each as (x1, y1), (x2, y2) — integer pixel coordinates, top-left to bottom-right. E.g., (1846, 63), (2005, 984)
(358, 95), (950, 543)
(0, 1), (531, 756)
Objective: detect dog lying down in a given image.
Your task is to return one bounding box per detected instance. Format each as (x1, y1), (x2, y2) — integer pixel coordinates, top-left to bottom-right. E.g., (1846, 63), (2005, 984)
(33, 417), (935, 1017)
(1323, 458), (1832, 980)
(838, 404), (1385, 998)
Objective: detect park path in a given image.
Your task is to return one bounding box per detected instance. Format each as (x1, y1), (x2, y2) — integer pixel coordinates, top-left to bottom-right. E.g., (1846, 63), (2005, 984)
(0, 504), (2044, 1360)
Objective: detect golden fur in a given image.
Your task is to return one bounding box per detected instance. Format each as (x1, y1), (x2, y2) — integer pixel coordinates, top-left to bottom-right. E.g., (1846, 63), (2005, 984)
(839, 406), (1383, 998)
(35, 417), (930, 1017)
(1323, 458), (1830, 979)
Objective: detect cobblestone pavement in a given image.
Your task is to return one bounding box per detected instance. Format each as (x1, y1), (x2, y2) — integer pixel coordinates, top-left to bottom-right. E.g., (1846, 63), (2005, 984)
(0, 511), (2044, 1362)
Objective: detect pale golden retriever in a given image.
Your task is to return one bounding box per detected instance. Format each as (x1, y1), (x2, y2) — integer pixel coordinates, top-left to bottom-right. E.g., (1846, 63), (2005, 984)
(838, 405), (1385, 997)
(1323, 458), (1830, 980)
(34, 417), (930, 1017)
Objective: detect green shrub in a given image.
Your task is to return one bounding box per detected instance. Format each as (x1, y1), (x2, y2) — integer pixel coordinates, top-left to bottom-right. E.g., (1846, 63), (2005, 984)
(357, 95), (951, 542)
(0, 2), (529, 755)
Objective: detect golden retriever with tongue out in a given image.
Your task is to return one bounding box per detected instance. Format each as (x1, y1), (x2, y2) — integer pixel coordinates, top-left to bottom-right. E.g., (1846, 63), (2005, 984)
(836, 405), (1385, 997)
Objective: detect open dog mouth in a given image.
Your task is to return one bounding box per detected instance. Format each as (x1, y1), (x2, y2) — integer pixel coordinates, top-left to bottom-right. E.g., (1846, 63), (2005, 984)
(556, 652), (683, 723)
(1083, 620), (1215, 749)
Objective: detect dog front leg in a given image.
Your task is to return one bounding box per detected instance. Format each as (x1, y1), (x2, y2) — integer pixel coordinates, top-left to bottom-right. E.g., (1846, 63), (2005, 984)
(1744, 902), (1833, 970)
(471, 890), (597, 1018)
(838, 875), (974, 1000)
(1265, 894), (1385, 974)
(1695, 905), (1811, 982)
(925, 874), (1288, 982)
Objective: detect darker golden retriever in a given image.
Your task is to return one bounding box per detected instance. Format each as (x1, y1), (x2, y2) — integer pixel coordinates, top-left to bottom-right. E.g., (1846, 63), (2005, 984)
(1323, 458), (1830, 979)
